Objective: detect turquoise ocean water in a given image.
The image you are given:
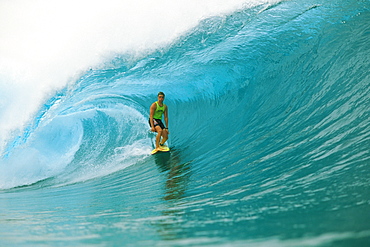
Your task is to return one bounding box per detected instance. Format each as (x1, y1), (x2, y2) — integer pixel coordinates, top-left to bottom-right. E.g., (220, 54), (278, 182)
(0, 0), (369, 246)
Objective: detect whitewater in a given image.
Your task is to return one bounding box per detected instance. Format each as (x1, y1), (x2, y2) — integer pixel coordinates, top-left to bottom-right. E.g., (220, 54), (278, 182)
(1, 0), (369, 246)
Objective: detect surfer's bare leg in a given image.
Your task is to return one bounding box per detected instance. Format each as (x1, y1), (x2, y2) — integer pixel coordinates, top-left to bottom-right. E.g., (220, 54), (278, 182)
(155, 126), (164, 150)
(160, 129), (168, 145)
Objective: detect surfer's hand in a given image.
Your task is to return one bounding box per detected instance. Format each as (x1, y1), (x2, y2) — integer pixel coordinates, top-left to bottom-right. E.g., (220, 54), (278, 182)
(151, 127), (156, 132)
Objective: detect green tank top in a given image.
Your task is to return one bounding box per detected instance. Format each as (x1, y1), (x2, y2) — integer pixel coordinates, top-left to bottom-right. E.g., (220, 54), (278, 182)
(153, 101), (165, 119)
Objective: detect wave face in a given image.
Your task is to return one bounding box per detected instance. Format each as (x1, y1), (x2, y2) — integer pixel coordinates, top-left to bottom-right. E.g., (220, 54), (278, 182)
(1, 0), (369, 246)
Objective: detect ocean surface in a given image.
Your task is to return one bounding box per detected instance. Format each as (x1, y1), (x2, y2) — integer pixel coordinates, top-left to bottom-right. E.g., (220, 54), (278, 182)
(1, 0), (369, 246)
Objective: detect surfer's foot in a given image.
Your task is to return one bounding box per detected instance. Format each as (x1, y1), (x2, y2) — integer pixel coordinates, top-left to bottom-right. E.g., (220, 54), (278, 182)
(156, 147), (165, 151)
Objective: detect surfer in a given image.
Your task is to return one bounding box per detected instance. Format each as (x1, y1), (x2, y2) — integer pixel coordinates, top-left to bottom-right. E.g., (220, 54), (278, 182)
(149, 92), (169, 151)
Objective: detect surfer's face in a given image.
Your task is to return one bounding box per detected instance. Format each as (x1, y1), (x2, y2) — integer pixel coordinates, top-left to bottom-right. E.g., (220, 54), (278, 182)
(158, 95), (165, 102)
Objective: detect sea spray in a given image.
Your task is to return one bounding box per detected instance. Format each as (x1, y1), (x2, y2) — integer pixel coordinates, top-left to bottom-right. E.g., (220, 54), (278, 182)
(0, 0), (275, 152)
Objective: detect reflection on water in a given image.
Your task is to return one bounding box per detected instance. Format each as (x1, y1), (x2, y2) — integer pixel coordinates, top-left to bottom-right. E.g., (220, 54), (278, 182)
(154, 149), (191, 201)
(153, 149), (192, 241)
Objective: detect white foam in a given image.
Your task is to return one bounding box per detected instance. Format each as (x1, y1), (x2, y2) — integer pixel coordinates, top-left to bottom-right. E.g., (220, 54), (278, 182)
(0, 116), (83, 189)
(57, 138), (153, 187)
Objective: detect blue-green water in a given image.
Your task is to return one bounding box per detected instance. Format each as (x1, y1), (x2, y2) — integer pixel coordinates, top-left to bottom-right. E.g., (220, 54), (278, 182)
(1, 0), (370, 246)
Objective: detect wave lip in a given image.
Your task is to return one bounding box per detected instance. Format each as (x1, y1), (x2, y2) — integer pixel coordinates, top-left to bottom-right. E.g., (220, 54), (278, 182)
(0, 0), (265, 153)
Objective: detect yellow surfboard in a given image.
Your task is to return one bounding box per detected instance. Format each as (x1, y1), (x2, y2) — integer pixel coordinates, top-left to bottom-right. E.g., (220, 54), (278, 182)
(151, 145), (170, 155)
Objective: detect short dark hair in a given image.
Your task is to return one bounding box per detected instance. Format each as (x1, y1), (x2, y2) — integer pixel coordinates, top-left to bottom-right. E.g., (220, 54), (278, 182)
(158, 92), (165, 97)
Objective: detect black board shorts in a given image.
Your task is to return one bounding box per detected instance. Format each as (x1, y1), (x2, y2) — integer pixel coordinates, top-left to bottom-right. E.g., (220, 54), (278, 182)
(149, 119), (165, 129)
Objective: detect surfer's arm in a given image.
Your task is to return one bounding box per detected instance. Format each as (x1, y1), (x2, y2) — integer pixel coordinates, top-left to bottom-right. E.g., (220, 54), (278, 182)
(164, 105), (169, 131)
(149, 103), (156, 131)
